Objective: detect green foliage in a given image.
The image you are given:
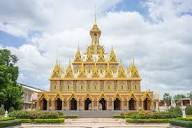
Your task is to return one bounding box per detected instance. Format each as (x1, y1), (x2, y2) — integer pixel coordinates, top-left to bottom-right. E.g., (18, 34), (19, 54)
(163, 93), (172, 106)
(126, 118), (171, 123)
(0, 120), (21, 127)
(187, 91), (192, 99)
(0, 49), (23, 110)
(186, 106), (192, 115)
(33, 118), (64, 123)
(168, 106), (182, 116)
(0, 116), (15, 121)
(113, 115), (125, 119)
(0, 106), (5, 115)
(170, 120), (192, 128)
(123, 111), (180, 119)
(17, 119), (32, 123)
(174, 94), (186, 100)
(9, 111), (65, 119)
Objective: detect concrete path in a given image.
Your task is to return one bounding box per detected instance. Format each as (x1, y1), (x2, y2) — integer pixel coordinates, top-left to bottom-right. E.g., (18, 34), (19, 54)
(20, 118), (171, 128)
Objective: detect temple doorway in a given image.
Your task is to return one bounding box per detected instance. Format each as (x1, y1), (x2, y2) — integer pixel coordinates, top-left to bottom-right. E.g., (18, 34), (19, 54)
(84, 98), (92, 110)
(99, 98), (107, 110)
(114, 98), (121, 110)
(41, 98), (47, 110)
(129, 98), (136, 110)
(143, 98), (151, 110)
(55, 98), (62, 110)
(70, 98), (77, 110)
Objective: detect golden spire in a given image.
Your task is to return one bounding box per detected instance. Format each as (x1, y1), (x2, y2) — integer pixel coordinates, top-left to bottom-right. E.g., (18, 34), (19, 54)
(74, 46), (82, 62)
(64, 62), (74, 78)
(105, 63), (113, 78)
(92, 63), (99, 78)
(118, 63), (126, 78)
(51, 59), (62, 78)
(109, 47), (117, 62)
(90, 9), (101, 46)
(128, 59), (140, 78)
(94, 5), (97, 25)
(78, 63), (86, 78)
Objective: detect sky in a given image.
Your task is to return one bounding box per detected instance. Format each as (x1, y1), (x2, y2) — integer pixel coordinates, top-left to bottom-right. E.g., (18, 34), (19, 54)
(0, 0), (192, 97)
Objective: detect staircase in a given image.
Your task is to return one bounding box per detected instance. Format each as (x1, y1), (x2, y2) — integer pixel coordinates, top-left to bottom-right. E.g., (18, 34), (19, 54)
(64, 110), (123, 118)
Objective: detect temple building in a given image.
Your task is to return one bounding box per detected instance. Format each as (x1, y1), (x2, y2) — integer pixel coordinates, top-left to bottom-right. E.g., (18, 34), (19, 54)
(37, 20), (157, 112)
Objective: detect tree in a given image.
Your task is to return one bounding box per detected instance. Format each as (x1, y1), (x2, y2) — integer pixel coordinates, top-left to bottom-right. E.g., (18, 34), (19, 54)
(187, 91), (192, 99)
(173, 94), (186, 101)
(163, 93), (171, 106)
(0, 49), (23, 110)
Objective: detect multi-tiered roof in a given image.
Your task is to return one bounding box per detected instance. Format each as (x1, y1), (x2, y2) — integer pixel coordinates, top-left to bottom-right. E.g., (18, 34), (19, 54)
(50, 22), (140, 80)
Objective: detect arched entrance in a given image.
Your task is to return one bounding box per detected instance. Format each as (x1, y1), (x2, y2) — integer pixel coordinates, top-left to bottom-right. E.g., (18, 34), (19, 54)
(41, 98), (47, 110)
(70, 98), (77, 110)
(84, 98), (92, 110)
(55, 98), (62, 110)
(114, 98), (121, 110)
(99, 98), (107, 110)
(129, 98), (136, 110)
(143, 98), (151, 110)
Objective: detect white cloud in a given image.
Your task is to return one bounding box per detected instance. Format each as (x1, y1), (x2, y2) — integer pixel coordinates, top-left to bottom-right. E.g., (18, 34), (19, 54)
(0, 0), (192, 96)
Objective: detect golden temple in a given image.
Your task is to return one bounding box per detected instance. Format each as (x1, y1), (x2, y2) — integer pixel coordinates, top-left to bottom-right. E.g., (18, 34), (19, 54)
(37, 19), (157, 112)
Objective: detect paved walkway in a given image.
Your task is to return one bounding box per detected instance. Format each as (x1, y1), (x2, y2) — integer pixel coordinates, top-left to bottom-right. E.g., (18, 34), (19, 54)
(20, 118), (171, 128)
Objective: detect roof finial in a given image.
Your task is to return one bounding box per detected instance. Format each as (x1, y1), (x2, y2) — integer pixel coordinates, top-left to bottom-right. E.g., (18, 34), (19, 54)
(94, 5), (97, 24)
(132, 57), (135, 65)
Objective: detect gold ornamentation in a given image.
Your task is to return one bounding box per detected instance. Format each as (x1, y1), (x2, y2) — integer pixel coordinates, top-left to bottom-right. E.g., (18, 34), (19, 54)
(105, 63), (113, 78)
(92, 63), (99, 78)
(109, 48), (117, 62)
(51, 61), (62, 78)
(118, 64), (126, 78)
(64, 63), (74, 78)
(74, 47), (82, 62)
(78, 63), (86, 78)
(128, 61), (140, 78)
(98, 46), (105, 62)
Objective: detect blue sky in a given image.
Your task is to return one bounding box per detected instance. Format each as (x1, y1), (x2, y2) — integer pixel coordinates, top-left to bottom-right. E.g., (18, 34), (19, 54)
(0, 0), (192, 96)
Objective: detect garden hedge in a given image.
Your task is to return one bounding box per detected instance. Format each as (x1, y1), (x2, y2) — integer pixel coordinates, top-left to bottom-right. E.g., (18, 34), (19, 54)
(9, 111), (65, 119)
(170, 120), (192, 128)
(126, 118), (171, 123)
(0, 120), (21, 127)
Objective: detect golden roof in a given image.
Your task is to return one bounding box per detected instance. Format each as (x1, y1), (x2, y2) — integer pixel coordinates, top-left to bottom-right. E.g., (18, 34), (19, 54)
(51, 61), (62, 79)
(128, 61), (140, 78)
(118, 64), (126, 78)
(64, 63), (74, 78)
(109, 48), (117, 62)
(74, 47), (82, 62)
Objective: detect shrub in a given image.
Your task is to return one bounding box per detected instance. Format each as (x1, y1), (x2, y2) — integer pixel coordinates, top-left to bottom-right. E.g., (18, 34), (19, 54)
(186, 106), (192, 115)
(17, 119), (32, 123)
(9, 111), (63, 119)
(0, 106), (5, 115)
(168, 106), (182, 116)
(0, 120), (21, 127)
(127, 112), (179, 119)
(126, 118), (171, 123)
(33, 118), (64, 123)
(8, 107), (15, 112)
(0, 117), (15, 121)
(170, 120), (192, 128)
